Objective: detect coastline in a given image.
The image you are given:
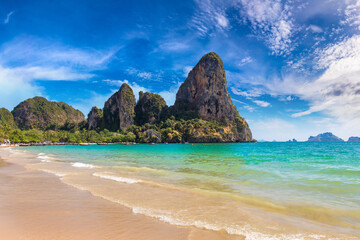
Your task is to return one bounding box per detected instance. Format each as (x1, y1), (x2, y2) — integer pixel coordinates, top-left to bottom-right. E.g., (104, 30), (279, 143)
(1, 146), (359, 240)
(0, 147), (243, 240)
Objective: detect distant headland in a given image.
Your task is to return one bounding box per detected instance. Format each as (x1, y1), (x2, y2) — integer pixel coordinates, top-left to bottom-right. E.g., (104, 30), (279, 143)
(0, 52), (255, 145)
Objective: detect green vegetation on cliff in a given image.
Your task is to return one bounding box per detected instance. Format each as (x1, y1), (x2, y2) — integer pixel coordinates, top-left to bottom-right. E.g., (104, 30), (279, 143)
(135, 91), (167, 125)
(0, 52), (254, 144)
(0, 108), (16, 128)
(0, 115), (246, 143)
(12, 97), (85, 130)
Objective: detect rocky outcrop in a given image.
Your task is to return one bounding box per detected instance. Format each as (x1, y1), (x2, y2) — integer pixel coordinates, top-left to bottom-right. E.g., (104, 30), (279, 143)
(0, 108), (16, 128)
(87, 107), (103, 130)
(135, 91), (167, 125)
(172, 52), (252, 142)
(144, 129), (162, 143)
(103, 83), (136, 131)
(12, 97), (85, 130)
(348, 136), (360, 142)
(307, 132), (344, 142)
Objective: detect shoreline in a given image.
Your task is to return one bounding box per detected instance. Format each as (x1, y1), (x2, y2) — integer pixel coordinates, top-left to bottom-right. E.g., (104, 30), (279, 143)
(0, 147), (243, 240)
(1, 146), (359, 239)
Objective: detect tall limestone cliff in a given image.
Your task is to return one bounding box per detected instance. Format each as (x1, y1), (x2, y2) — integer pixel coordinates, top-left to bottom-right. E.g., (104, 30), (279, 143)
(173, 52), (252, 142)
(12, 97), (85, 130)
(103, 83), (136, 131)
(135, 91), (167, 125)
(0, 108), (16, 128)
(87, 106), (104, 130)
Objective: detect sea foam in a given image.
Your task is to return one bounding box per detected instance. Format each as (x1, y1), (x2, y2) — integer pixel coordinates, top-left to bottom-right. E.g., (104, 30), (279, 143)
(40, 169), (66, 178)
(37, 154), (52, 162)
(93, 172), (141, 184)
(72, 162), (97, 169)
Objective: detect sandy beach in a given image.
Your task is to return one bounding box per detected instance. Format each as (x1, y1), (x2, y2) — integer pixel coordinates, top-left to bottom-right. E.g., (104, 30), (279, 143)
(0, 148), (243, 240)
(0, 146), (359, 240)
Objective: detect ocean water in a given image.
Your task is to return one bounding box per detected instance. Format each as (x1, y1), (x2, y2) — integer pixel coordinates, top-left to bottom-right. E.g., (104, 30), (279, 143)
(19, 142), (360, 239)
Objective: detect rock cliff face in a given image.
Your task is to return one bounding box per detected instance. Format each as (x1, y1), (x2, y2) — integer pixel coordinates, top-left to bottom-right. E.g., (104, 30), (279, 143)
(87, 106), (103, 130)
(173, 52), (252, 142)
(135, 91), (167, 125)
(103, 83), (136, 131)
(307, 132), (344, 142)
(12, 97), (85, 130)
(0, 108), (16, 128)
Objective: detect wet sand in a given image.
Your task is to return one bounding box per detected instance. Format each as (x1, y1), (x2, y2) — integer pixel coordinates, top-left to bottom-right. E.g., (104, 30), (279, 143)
(0, 149), (242, 240)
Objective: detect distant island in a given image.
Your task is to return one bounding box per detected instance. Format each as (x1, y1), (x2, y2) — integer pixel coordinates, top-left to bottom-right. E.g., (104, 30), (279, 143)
(0, 52), (255, 145)
(348, 136), (360, 142)
(307, 132), (344, 142)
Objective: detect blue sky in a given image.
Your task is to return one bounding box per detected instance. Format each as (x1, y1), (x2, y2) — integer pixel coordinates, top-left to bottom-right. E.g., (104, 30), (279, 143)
(1, 0), (360, 141)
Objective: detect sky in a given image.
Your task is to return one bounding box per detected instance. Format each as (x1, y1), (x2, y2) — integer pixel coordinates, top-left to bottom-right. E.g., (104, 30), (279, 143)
(1, 0), (360, 141)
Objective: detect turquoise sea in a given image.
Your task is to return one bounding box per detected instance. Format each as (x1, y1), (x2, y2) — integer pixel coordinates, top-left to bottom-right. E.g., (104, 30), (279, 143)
(20, 142), (360, 239)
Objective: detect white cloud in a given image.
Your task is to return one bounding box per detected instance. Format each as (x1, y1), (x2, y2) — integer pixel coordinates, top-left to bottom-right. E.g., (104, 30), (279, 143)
(279, 95), (294, 101)
(190, 0), (230, 36)
(308, 24), (323, 33)
(238, 57), (253, 66)
(291, 35), (360, 121)
(238, 0), (296, 55)
(244, 105), (255, 112)
(103, 79), (150, 99)
(0, 66), (42, 111)
(126, 67), (160, 81)
(3, 11), (14, 24)
(216, 14), (229, 28)
(71, 91), (114, 115)
(0, 36), (117, 69)
(158, 82), (182, 106)
(343, 0), (360, 28)
(159, 41), (190, 52)
(0, 65), (91, 110)
(0, 36), (118, 110)
(231, 87), (263, 98)
(183, 66), (193, 77)
(137, 72), (152, 80)
(253, 100), (270, 107)
(231, 98), (246, 104)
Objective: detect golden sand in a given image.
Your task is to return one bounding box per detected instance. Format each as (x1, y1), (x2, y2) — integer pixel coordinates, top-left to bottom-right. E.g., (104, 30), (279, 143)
(1, 148), (359, 240)
(0, 149), (243, 240)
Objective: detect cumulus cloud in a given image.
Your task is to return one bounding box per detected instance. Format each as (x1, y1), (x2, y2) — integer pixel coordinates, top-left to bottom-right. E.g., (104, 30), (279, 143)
(291, 35), (360, 121)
